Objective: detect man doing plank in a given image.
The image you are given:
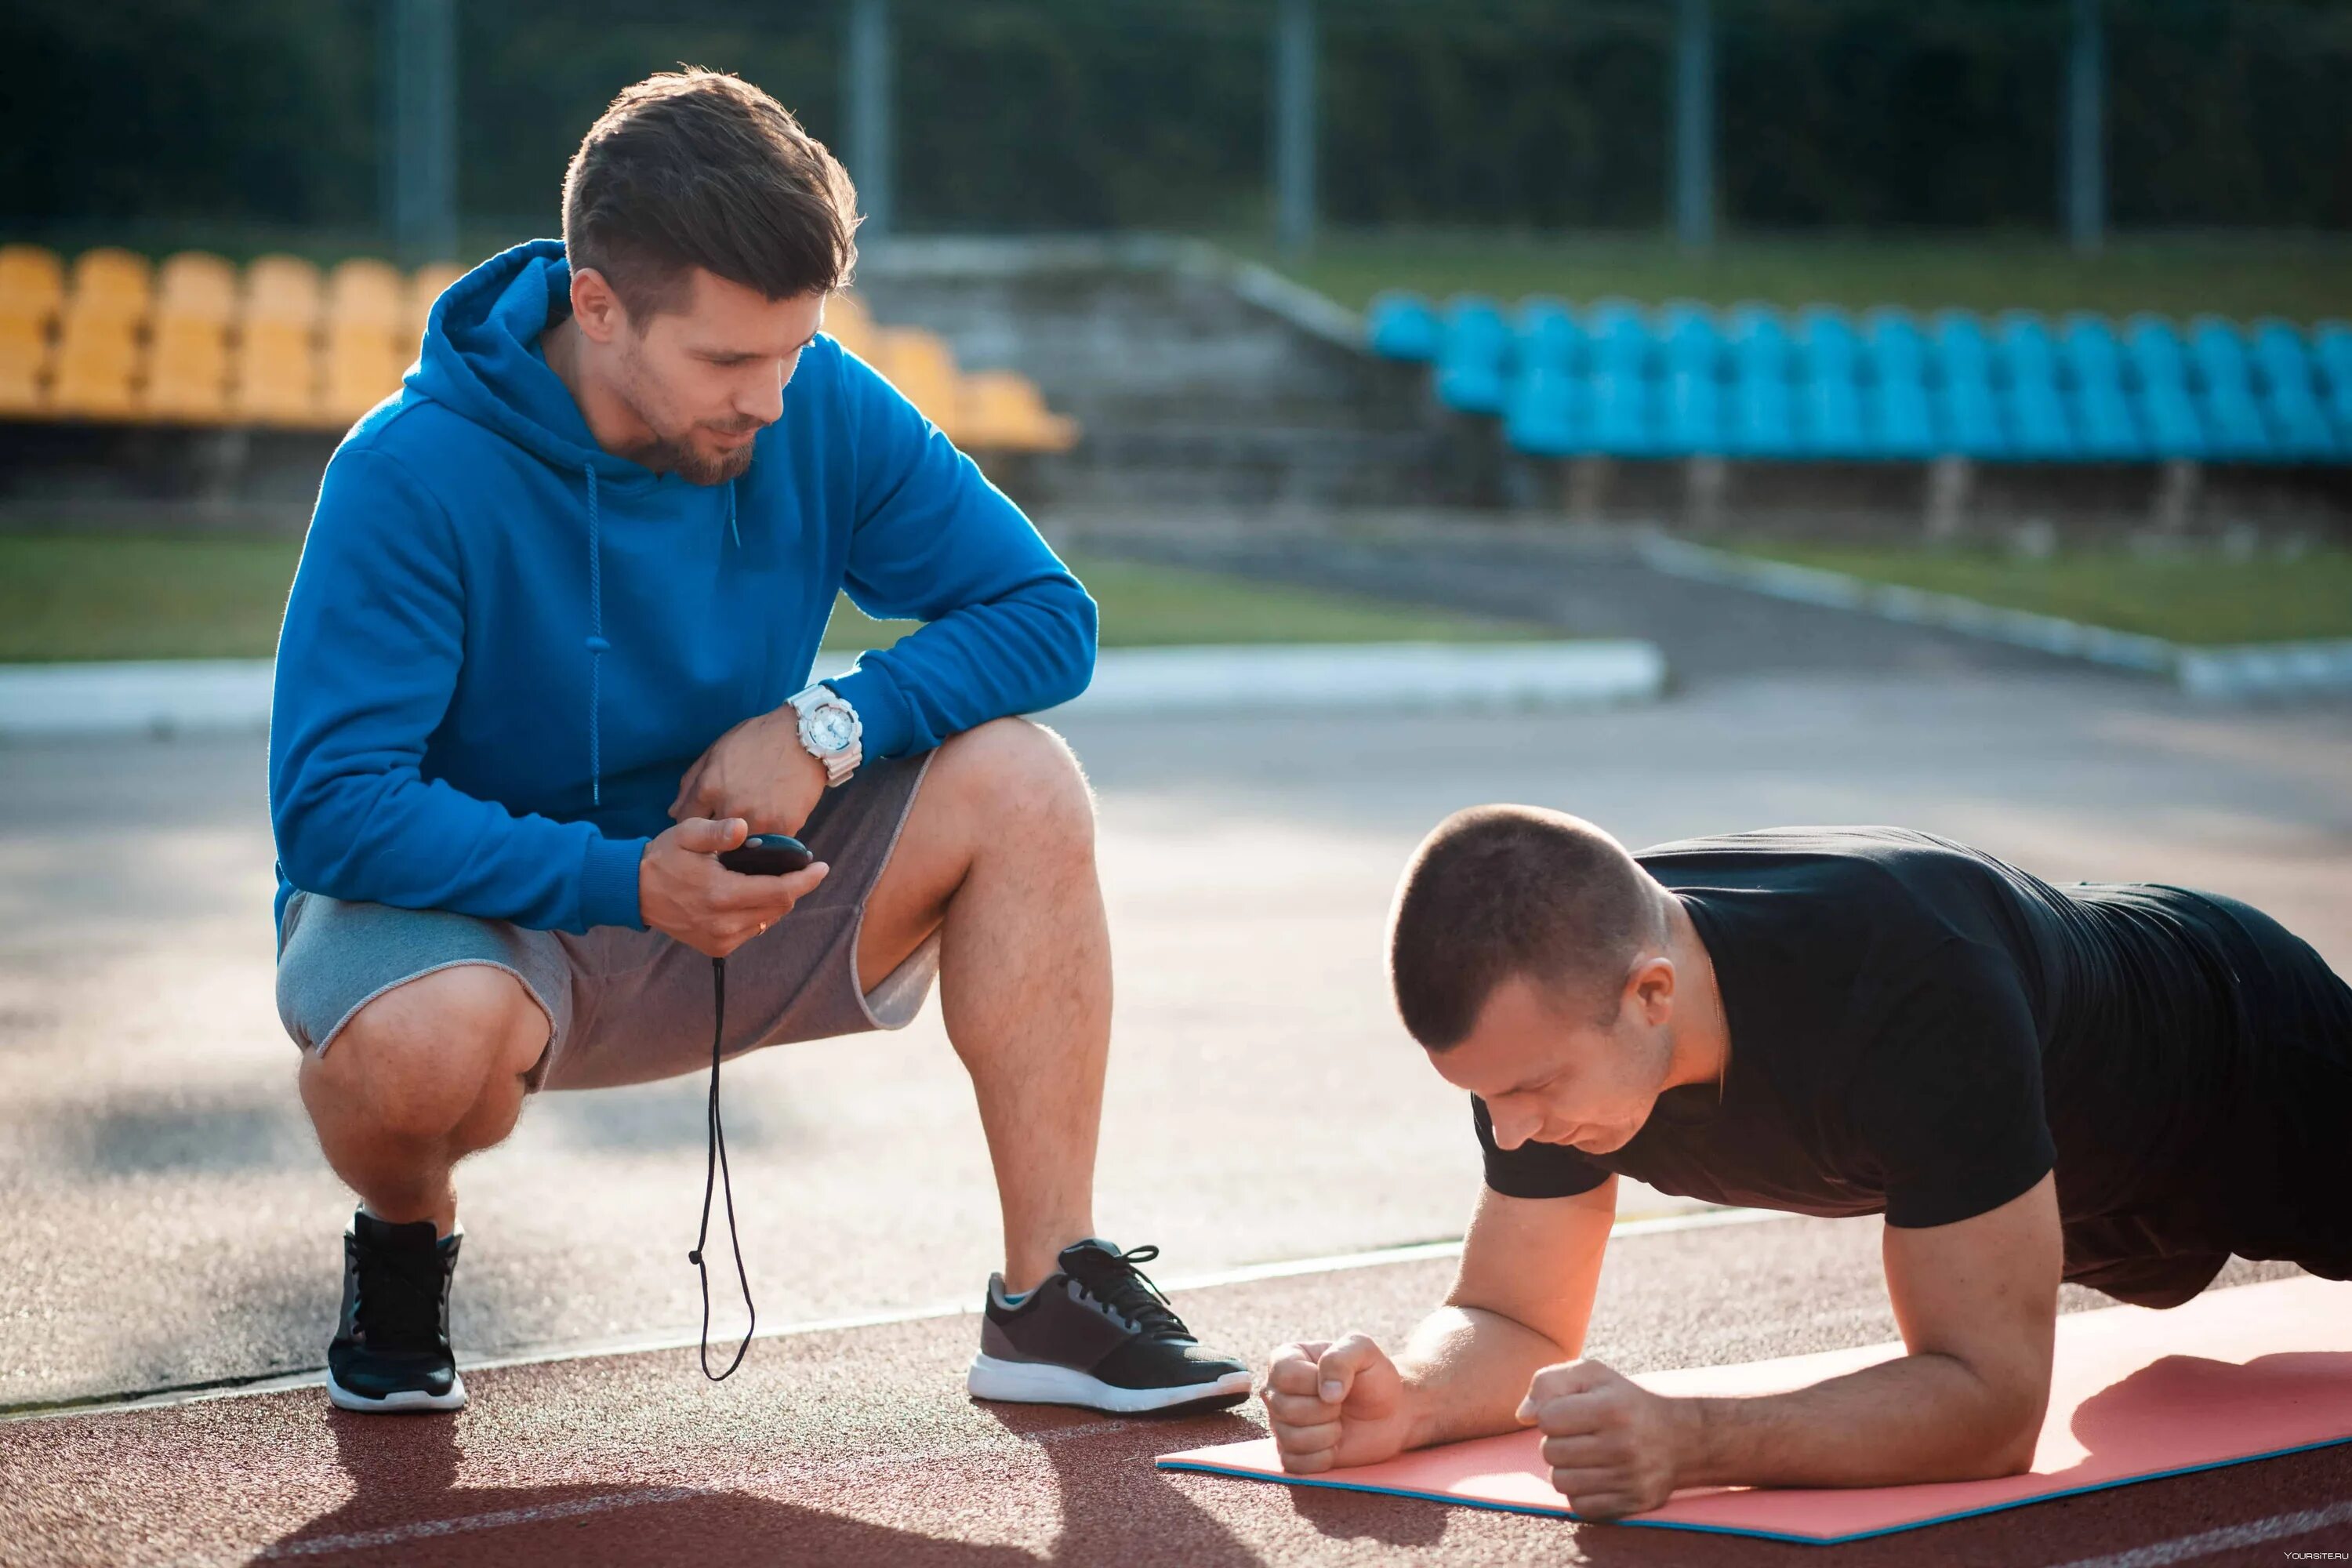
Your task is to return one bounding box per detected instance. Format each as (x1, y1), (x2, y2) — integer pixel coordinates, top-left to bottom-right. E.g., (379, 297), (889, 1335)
(1263, 810), (2350, 1517)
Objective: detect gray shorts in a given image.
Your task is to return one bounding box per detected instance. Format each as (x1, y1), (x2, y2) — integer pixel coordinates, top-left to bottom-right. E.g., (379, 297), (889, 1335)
(274, 752), (938, 1092)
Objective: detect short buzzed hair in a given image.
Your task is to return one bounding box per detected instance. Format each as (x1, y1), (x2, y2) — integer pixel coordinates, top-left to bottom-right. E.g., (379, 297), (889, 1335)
(1388, 806), (1667, 1051)
(562, 69), (860, 321)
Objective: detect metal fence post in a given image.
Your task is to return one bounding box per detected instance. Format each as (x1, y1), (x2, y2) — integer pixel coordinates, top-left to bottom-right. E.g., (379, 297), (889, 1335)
(2065, 0), (2105, 253)
(383, 0), (458, 266)
(1272, 0), (1318, 259)
(844, 0), (895, 242)
(1673, 0), (1716, 249)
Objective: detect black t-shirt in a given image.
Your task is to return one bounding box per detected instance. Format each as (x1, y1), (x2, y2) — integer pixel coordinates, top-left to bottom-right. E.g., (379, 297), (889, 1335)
(1475, 827), (2267, 1263)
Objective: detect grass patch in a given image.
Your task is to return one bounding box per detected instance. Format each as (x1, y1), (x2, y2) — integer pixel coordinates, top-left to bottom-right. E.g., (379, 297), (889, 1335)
(0, 534), (1544, 664)
(1735, 541), (2352, 646)
(1233, 230), (2352, 324)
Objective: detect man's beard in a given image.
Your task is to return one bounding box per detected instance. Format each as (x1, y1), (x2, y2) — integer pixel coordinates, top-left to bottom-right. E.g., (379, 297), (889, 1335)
(626, 426), (756, 486)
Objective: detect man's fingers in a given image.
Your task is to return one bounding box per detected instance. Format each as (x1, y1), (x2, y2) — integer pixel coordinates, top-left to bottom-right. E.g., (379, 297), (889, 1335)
(1540, 1432), (1615, 1470)
(1527, 1390), (1613, 1439)
(1265, 1391), (1339, 1427)
(1315, 1334), (1384, 1406)
(673, 815), (749, 854)
(1272, 1421), (1343, 1458)
(1519, 1359), (1612, 1423)
(1264, 1345), (1332, 1398)
(1276, 1442), (1341, 1475)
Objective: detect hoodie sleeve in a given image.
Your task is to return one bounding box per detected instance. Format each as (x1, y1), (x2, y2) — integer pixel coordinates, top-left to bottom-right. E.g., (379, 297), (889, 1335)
(821, 349), (1098, 760)
(270, 445), (649, 933)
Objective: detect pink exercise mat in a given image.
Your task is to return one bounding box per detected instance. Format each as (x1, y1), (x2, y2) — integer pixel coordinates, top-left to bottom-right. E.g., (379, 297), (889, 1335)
(1158, 1276), (2352, 1544)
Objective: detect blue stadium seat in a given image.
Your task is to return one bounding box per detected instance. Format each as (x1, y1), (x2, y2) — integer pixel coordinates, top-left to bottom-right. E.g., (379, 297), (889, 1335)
(1660, 366), (1725, 455)
(1583, 297), (1652, 377)
(1995, 311), (2078, 460)
(1366, 290), (1442, 361)
(1588, 367), (1654, 456)
(1796, 305), (1867, 457)
(1862, 308), (1938, 458)
(2123, 314), (2206, 459)
(1515, 296), (1581, 373)
(2060, 314), (2145, 459)
(2187, 316), (2276, 460)
(1932, 310), (2006, 458)
(1433, 296), (1513, 416)
(1503, 362), (1582, 457)
(1726, 303), (1798, 458)
(1657, 300), (1722, 378)
(2315, 321), (2352, 446)
(2249, 319), (2340, 461)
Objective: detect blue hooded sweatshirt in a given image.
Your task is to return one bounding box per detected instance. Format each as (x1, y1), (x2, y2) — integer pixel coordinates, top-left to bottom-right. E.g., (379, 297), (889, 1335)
(269, 239), (1097, 939)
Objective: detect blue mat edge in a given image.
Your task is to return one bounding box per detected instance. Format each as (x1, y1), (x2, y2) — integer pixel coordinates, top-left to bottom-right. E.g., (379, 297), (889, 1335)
(1156, 1432), (2352, 1546)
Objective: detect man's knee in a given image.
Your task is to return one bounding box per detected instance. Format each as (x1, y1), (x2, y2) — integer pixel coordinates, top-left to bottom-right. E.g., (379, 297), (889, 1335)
(304, 964), (546, 1142)
(936, 717), (1095, 850)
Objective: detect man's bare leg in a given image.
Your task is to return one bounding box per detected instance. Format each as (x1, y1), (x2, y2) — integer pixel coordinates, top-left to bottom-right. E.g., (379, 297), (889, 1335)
(855, 717), (1108, 1294)
(297, 964), (548, 1237)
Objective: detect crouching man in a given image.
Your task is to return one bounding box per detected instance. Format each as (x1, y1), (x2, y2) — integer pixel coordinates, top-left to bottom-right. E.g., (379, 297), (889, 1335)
(1263, 808), (2350, 1517)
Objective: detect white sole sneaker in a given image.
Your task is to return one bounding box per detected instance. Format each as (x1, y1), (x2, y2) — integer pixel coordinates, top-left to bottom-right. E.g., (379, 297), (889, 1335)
(325, 1367), (469, 1413)
(966, 1352), (1252, 1414)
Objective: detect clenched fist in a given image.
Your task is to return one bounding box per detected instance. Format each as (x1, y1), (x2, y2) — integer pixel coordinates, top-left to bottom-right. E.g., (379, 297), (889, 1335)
(1518, 1358), (1693, 1519)
(1261, 1334), (1413, 1474)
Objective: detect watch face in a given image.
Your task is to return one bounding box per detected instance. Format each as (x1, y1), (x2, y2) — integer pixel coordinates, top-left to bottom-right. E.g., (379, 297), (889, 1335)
(808, 707), (856, 753)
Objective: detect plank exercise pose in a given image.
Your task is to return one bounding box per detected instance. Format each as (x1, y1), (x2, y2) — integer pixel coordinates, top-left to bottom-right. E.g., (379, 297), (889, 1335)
(1263, 808), (2350, 1517)
(271, 70), (1247, 1414)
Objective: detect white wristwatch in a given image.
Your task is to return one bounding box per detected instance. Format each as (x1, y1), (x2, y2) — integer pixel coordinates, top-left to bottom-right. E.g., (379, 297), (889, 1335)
(787, 681), (862, 788)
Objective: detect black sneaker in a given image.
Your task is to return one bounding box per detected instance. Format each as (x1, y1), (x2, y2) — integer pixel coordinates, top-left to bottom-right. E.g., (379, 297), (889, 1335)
(967, 1240), (1250, 1414)
(325, 1210), (467, 1413)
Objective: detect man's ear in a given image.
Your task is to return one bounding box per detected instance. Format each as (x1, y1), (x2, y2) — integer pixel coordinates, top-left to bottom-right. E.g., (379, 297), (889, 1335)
(569, 266), (629, 345)
(1627, 955), (1676, 1026)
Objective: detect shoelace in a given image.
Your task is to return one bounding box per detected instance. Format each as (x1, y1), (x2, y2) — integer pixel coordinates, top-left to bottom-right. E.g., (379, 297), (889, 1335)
(1065, 1243), (1190, 1339)
(688, 955), (756, 1380)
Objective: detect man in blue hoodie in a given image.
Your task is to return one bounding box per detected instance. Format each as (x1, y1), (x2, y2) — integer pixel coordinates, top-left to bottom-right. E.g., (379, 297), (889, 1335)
(270, 70), (1248, 1417)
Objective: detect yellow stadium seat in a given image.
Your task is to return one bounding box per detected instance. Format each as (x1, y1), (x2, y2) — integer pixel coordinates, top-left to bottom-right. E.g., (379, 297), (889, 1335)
(321, 319), (409, 423)
(0, 313), (50, 414)
(140, 314), (231, 423)
(48, 307), (141, 419)
(230, 316), (321, 425)
(328, 258), (406, 329)
(156, 252), (238, 323)
(873, 326), (963, 439)
(823, 290), (878, 360)
(408, 263), (466, 347)
(960, 371), (1080, 454)
(67, 247), (152, 320)
(0, 244), (66, 327)
(245, 254), (323, 325)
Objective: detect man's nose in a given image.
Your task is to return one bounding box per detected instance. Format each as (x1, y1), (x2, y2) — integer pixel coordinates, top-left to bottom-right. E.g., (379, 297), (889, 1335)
(1488, 1104), (1539, 1150)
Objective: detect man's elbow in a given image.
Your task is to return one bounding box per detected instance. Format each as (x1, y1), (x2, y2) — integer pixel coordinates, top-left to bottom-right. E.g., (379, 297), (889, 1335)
(1040, 577), (1098, 707)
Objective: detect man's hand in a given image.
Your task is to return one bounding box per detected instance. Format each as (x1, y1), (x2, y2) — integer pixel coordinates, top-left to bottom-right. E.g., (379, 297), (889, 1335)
(641, 817), (829, 958)
(1261, 1335), (1414, 1474)
(1519, 1359), (1693, 1519)
(667, 707), (826, 837)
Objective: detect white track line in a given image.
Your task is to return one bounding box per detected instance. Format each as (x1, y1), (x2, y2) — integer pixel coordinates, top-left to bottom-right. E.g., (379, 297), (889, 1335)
(13, 1206), (1789, 1425)
(2040, 1497), (2352, 1568)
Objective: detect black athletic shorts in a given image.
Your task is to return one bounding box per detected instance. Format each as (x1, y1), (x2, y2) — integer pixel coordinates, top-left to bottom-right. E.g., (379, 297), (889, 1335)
(2066, 887), (2352, 1308)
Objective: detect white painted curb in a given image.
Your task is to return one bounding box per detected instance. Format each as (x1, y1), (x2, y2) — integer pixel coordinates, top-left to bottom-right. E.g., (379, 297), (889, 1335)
(0, 659), (276, 738)
(0, 641), (1667, 739)
(1054, 640), (1667, 716)
(1638, 535), (2352, 700)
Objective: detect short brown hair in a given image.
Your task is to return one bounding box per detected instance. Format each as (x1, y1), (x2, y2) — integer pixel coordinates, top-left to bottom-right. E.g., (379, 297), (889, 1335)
(562, 69), (860, 321)
(1388, 806), (1666, 1050)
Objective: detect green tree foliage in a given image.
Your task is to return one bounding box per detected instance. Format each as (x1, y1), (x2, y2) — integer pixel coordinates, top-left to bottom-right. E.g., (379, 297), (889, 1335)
(2, 0), (2347, 244)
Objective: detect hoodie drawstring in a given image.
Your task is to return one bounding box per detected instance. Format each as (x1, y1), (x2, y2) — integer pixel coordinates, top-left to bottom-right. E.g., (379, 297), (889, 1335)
(727, 480), (741, 550)
(583, 463), (608, 808)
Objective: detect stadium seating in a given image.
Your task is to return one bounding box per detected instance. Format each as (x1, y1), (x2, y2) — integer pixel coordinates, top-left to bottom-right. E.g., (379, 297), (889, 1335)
(1367, 288), (2352, 468)
(0, 245), (1080, 453)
